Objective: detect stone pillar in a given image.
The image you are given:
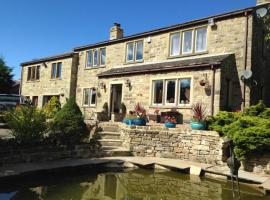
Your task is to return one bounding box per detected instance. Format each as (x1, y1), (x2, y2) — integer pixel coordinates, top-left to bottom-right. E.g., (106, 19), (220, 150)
(257, 0), (270, 5)
(110, 23), (123, 40)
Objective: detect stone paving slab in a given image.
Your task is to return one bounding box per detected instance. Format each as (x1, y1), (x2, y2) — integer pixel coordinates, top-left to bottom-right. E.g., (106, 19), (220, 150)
(261, 179), (270, 192)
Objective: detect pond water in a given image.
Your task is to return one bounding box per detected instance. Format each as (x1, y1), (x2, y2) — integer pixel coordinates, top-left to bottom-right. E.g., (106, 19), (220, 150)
(0, 168), (269, 200)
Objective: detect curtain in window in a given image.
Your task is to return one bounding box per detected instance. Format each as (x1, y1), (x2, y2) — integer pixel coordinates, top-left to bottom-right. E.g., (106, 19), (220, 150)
(136, 41), (143, 60)
(179, 79), (191, 104)
(183, 31), (193, 53)
(196, 28), (207, 52)
(170, 33), (180, 56)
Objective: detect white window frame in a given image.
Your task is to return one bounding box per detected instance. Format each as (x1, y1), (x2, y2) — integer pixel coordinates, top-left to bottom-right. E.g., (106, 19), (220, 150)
(100, 48), (106, 66)
(152, 80), (164, 106)
(86, 50), (93, 68)
(165, 79), (177, 106)
(83, 88), (96, 107)
(169, 32), (181, 57)
(182, 30), (194, 54)
(126, 40), (144, 63)
(178, 78), (192, 106)
(195, 27), (207, 53)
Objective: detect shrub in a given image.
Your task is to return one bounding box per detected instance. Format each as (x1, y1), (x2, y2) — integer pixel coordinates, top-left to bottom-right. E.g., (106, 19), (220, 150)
(43, 96), (61, 118)
(208, 102), (270, 160)
(49, 97), (88, 144)
(4, 105), (46, 145)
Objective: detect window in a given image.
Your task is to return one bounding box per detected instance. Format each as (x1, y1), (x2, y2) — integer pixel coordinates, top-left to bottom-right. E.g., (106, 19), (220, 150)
(27, 65), (40, 81)
(195, 27), (207, 52)
(169, 27), (207, 57)
(86, 48), (106, 68)
(126, 40), (144, 62)
(152, 80), (163, 105)
(152, 78), (192, 106)
(100, 48), (106, 65)
(182, 30), (193, 54)
(179, 78), (191, 105)
(83, 88), (96, 106)
(32, 96), (38, 107)
(165, 80), (176, 104)
(51, 62), (62, 79)
(170, 33), (180, 56)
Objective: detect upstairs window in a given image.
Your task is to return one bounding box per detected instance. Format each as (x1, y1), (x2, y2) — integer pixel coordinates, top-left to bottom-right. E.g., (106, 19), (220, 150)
(83, 88), (96, 106)
(195, 27), (207, 52)
(169, 27), (207, 57)
(86, 48), (106, 68)
(51, 62), (62, 79)
(182, 30), (193, 54)
(126, 40), (144, 62)
(27, 65), (40, 81)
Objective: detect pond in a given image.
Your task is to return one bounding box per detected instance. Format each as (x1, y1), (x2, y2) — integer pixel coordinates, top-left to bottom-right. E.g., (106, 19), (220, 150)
(0, 168), (269, 200)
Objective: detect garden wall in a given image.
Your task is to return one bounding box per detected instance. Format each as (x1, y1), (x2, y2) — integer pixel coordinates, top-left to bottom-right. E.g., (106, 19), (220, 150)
(0, 143), (100, 165)
(120, 125), (224, 165)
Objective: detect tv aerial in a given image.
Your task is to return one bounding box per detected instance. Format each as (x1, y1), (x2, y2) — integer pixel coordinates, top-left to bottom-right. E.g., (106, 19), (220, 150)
(256, 7), (268, 18)
(240, 69), (252, 81)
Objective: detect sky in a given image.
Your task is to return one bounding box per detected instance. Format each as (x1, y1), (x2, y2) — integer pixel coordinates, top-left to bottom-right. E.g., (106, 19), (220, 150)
(0, 0), (256, 80)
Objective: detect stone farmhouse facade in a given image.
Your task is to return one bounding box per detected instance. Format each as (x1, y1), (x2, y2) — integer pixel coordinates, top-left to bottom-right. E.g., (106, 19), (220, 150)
(20, 1), (270, 122)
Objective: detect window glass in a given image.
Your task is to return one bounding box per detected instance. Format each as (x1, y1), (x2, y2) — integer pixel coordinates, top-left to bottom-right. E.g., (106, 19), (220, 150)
(170, 33), (180, 56)
(90, 89), (96, 105)
(127, 42), (134, 61)
(182, 30), (193, 53)
(196, 27), (207, 52)
(27, 67), (31, 81)
(83, 89), (90, 105)
(135, 41), (143, 60)
(166, 80), (176, 104)
(51, 63), (57, 79)
(31, 67), (36, 80)
(57, 62), (62, 78)
(100, 48), (106, 65)
(87, 50), (93, 67)
(179, 78), (191, 104)
(93, 50), (98, 66)
(36, 66), (40, 80)
(153, 80), (163, 104)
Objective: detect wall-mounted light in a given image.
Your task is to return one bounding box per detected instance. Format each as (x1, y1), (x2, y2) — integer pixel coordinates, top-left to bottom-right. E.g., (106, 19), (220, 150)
(125, 79), (131, 88)
(99, 82), (106, 90)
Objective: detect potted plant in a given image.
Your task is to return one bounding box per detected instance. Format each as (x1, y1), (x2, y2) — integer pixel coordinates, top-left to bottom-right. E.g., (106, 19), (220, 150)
(190, 103), (207, 130)
(133, 103), (147, 126)
(164, 116), (177, 128)
(123, 111), (137, 125)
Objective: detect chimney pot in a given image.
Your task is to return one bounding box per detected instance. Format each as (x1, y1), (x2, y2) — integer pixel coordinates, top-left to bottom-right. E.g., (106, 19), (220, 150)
(257, 0), (270, 5)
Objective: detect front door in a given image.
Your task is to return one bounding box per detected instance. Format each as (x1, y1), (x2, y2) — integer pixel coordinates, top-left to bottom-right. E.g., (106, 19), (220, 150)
(110, 84), (122, 114)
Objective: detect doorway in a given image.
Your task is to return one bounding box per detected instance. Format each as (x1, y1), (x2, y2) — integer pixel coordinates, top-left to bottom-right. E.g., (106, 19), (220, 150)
(110, 84), (122, 114)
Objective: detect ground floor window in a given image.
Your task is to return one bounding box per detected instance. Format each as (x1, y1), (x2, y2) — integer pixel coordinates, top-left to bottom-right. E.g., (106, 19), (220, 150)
(83, 88), (96, 106)
(152, 77), (192, 106)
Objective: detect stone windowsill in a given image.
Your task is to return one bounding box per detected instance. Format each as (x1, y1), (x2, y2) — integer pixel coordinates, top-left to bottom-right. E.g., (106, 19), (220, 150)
(167, 51), (208, 59)
(84, 66), (106, 70)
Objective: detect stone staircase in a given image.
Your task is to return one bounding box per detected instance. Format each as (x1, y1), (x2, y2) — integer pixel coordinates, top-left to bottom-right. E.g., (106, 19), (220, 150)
(97, 123), (130, 157)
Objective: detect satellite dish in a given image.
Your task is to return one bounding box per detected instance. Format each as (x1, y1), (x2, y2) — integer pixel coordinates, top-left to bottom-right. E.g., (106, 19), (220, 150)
(240, 69), (252, 80)
(256, 7), (268, 18)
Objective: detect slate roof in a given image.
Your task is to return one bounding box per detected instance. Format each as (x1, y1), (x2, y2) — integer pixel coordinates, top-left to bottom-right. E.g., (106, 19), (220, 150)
(98, 54), (232, 78)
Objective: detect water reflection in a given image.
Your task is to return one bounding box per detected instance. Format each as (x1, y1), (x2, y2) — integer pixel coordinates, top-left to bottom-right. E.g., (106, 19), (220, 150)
(1, 169), (269, 200)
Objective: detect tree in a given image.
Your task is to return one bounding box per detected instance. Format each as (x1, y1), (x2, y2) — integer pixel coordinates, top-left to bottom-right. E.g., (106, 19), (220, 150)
(43, 96), (61, 118)
(262, 5), (270, 48)
(0, 57), (13, 93)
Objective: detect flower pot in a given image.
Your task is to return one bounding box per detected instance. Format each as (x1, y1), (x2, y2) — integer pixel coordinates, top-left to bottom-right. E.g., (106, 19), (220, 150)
(164, 122), (176, 128)
(190, 121), (206, 130)
(133, 118), (146, 126)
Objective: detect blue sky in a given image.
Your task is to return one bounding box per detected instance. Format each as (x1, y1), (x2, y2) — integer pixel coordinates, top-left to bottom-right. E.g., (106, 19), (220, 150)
(0, 0), (256, 80)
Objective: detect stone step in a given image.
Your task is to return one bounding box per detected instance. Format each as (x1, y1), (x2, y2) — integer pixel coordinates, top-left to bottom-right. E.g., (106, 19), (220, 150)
(98, 139), (123, 147)
(100, 126), (119, 132)
(97, 131), (120, 139)
(101, 146), (131, 157)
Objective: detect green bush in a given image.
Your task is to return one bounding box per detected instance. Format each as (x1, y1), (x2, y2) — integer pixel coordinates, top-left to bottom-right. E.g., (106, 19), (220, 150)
(208, 101), (270, 160)
(43, 96), (61, 118)
(49, 97), (88, 144)
(4, 105), (46, 144)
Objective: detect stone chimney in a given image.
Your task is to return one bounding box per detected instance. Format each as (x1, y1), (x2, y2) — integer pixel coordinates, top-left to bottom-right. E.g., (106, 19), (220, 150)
(110, 23), (123, 40)
(257, 0), (270, 5)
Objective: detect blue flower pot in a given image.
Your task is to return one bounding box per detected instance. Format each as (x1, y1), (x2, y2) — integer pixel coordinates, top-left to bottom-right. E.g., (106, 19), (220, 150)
(191, 121), (206, 130)
(164, 122), (176, 128)
(133, 118), (146, 126)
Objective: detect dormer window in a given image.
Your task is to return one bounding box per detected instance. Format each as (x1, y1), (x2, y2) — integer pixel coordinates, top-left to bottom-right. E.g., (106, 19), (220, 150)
(126, 40), (144, 62)
(86, 48), (106, 68)
(169, 26), (207, 57)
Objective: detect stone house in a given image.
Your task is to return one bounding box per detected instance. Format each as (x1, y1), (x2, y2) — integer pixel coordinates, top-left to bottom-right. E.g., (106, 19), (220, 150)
(20, 0), (270, 122)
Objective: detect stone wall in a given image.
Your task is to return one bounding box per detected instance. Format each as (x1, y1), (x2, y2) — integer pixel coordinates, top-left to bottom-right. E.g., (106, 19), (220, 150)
(120, 124), (224, 165)
(243, 154), (270, 174)
(0, 143), (99, 165)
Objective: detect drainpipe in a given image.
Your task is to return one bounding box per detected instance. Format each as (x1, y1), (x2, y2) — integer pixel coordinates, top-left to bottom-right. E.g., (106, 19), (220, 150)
(242, 11), (249, 109)
(211, 65), (216, 116)
(19, 65), (23, 96)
